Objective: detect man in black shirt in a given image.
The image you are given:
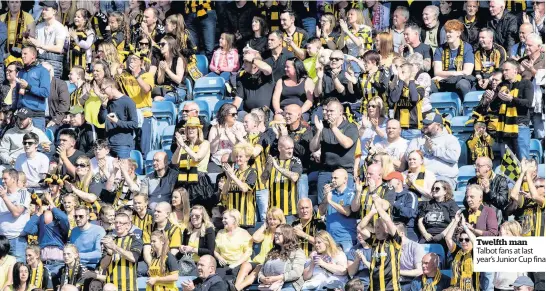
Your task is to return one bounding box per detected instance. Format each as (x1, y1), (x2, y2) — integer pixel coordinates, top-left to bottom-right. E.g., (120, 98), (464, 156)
(402, 24), (433, 72)
(310, 100), (358, 204)
(233, 52), (274, 113)
(55, 129), (85, 178)
(264, 30), (295, 82)
(68, 105), (97, 158)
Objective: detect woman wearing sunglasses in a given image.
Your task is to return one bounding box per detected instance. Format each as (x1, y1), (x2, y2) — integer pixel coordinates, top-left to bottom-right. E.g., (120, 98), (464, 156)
(64, 156), (102, 220)
(179, 205), (216, 265)
(416, 180), (459, 248)
(208, 103), (246, 173)
(444, 210), (479, 291)
(153, 35), (186, 103)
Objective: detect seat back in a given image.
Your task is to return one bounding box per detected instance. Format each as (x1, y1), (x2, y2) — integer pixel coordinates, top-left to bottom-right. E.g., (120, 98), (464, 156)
(195, 54), (209, 75)
(194, 76), (225, 98)
(463, 91), (484, 115)
(430, 92), (461, 117)
(457, 165), (476, 190)
(161, 125), (175, 149)
(454, 190), (466, 208)
(530, 139), (543, 163)
(152, 101), (177, 125)
(45, 128), (55, 143)
(450, 116), (473, 141)
(130, 150), (144, 175)
(459, 140), (468, 166)
(539, 164), (545, 178)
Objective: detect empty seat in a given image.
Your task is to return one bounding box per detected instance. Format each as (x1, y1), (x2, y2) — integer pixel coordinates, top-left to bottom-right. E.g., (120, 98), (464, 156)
(454, 190), (466, 208)
(194, 76), (225, 97)
(152, 101), (177, 125)
(195, 54), (209, 75)
(450, 115), (473, 141)
(530, 139), (543, 163)
(161, 125), (175, 149)
(463, 91), (484, 115)
(539, 164), (545, 178)
(430, 92), (461, 117)
(45, 128), (55, 143)
(130, 150), (144, 175)
(457, 165), (476, 190)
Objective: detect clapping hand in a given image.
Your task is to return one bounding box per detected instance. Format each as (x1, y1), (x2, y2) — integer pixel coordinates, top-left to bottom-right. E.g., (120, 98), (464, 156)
(175, 132), (187, 149)
(159, 61), (168, 71)
(222, 163), (235, 177)
(498, 90), (513, 102)
(339, 19), (349, 33)
(314, 115), (324, 131)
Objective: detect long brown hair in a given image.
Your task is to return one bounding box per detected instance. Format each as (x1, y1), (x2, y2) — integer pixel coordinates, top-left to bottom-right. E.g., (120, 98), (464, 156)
(266, 224), (299, 261)
(150, 230), (170, 275)
(376, 32), (394, 60)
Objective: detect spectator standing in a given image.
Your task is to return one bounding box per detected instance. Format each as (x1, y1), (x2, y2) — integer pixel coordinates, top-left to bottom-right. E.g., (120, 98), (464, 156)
(97, 78), (138, 159)
(68, 105), (97, 159)
(14, 132), (49, 188)
(135, 7), (165, 47)
(14, 46), (50, 132)
(140, 151), (178, 205)
(311, 100), (358, 204)
(280, 10), (309, 60)
(0, 169), (30, 262)
(69, 206), (106, 269)
(39, 62), (70, 130)
(494, 60), (533, 160)
(0, 0), (34, 66)
(352, 163), (395, 221)
(406, 113), (461, 189)
(183, 1), (216, 58)
(264, 30), (295, 83)
(487, 0), (519, 50)
(521, 34), (545, 140)
(245, 16), (269, 55)
(222, 1), (257, 52)
(337, 9), (373, 56)
(28, 1), (67, 79)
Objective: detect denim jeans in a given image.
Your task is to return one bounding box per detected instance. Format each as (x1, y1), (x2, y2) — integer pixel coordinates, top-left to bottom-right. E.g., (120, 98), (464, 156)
(297, 173), (309, 200)
(9, 237), (27, 262)
(301, 17), (317, 39)
(317, 171), (354, 204)
(517, 125), (531, 160)
(110, 144), (133, 159)
(44, 260), (64, 279)
(32, 116), (46, 133)
(186, 10), (218, 58)
(481, 272), (494, 291)
(164, 87), (186, 104)
(255, 189), (269, 222)
(401, 129), (422, 141)
(281, 282), (297, 291)
(533, 113), (545, 139)
(337, 240), (354, 253)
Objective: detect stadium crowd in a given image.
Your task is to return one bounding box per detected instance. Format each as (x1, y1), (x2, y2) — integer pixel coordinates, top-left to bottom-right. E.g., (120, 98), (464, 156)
(0, 0), (544, 291)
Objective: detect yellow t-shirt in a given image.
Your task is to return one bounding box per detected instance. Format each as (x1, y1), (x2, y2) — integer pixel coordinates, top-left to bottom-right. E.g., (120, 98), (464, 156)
(252, 232), (273, 264)
(0, 255), (16, 289)
(84, 90), (105, 129)
(188, 232), (200, 262)
(118, 72), (155, 116)
(146, 253), (179, 291)
(0, 12), (34, 48)
(215, 228), (252, 265)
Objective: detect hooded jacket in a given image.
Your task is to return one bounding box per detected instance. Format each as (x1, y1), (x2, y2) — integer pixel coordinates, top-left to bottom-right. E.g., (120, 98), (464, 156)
(15, 62), (51, 113)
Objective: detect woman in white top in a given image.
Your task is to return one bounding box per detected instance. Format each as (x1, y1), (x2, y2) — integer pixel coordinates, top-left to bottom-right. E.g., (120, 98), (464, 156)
(302, 231), (348, 290)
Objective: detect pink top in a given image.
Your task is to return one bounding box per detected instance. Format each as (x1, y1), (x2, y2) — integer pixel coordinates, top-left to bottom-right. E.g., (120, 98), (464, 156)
(209, 48), (240, 73)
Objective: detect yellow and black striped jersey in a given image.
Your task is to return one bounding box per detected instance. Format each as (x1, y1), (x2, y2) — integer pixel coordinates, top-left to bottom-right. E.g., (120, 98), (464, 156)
(105, 234), (143, 291)
(267, 157), (303, 216)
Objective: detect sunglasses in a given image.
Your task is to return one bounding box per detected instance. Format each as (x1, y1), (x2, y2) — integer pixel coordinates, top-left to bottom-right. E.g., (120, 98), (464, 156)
(459, 238), (471, 243)
(158, 42), (167, 47)
(182, 109), (196, 113)
(191, 214), (202, 218)
(330, 57), (343, 61)
(431, 186), (443, 192)
(537, 185), (545, 188)
(368, 104), (377, 108)
(139, 42), (150, 46)
(23, 141), (35, 146)
(75, 215), (86, 219)
(75, 163), (88, 168)
(228, 112), (238, 117)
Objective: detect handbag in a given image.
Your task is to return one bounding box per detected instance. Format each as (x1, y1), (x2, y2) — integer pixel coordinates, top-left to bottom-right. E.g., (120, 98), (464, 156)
(258, 280), (284, 291)
(177, 252), (196, 276)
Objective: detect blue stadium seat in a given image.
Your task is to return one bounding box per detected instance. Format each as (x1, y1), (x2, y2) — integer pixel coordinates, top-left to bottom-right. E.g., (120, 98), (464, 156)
(463, 91), (484, 115)
(454, 190), (466, 208)
(130, 150), (144, 175)
(423, 244), (446, 268)
(179, 100), (212, 123)
(184, 77), (193, 100)
(539, 164), (545, 178)
(45, 128), (55, 143)
(195, 54), (209, 75)
(441, 269), (452, 278)
(193, 76), (225, 98)
(459, 140), (468, 166)
(430, 92), (461, 117)
(152, 101), (177, 125)
(457, 165), (476, 190)
(450, 115), (473, 141)
(161, 125), (175, 149)
(530, 139), (543, 163)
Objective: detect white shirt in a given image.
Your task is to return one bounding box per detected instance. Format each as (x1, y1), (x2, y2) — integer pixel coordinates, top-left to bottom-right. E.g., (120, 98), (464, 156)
(377, 137), (409, 161)
(35, 20), (67, 54)
(0, 189), (31, 239)
(15, 152), (49, 187)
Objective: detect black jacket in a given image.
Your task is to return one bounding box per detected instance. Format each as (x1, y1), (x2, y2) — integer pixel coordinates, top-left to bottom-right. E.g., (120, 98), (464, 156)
(222, 1), (257, 49)
(487, 10), (519, 50)
(75, 122), (98, 158)
(181, 227), (216, 257)
(193, 274), (228, 291)
(467, 174), (509, 212)
(459, 16), (484, 50)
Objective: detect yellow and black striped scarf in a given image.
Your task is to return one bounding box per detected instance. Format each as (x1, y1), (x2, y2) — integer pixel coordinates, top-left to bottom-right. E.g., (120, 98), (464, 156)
(496, 74), (522, 138)
(70, 85), (84, 107)
(4, 11), (24, 54)
(394, 85), (423, 129)
(342, 25), (373, 50)
(443, 40), (465, 71)
(475, 45), (505, 75)
(31, 263), (45, 289)
(408, 166), (426, 199)
(247, 133), (268, 191)
(283, 29), (305, 52)
(520, 197), (544, 237)
(76, 180), (101, 220)
(506, 0), (526, 12)
(255, 1), (282, 32)
(69, 31), (88, 69)
(422, 270), (442, 291)
(186, 0), (212, 17)
(451, 248), (479, 291)
(467, 133), (494, 163)
(178, 145), (200, 183)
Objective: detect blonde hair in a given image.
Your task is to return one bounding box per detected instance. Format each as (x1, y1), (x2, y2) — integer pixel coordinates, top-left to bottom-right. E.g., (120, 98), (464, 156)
(188, 205), (215, 237)
(500, 221), (522, 236)
(223, 209), (242, 227)
(75, 156), (93, 191)
(166, 14), (190, 51)
(98, 42), (122, 71)
(348, 8), (365, 27)
(374, 153), (396, 179)
(368, 96), (386, 117)
(150, 230), (170, 275)
(17, 172), (27, 188)
(232, 142), (254, 161)
(221, 33), (236, 51)
(315, 231), (341, 257)
(265, 207), (286, 234)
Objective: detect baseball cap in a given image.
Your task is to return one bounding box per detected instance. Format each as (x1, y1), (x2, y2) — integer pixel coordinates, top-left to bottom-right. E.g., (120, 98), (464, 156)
(40, 1), (58, 9)
(511, 276), (534, 287)
(422, 113), (443, 125)
(384, 171), (404, 181)
(68, 105), (84, 115)
(14, 108), (31, 119)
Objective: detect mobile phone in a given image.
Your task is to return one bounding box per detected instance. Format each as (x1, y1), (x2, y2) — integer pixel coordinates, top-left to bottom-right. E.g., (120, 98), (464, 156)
(108, 113), (117, 118)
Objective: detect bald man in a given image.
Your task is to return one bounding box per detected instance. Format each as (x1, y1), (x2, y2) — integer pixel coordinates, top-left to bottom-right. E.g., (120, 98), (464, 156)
(103, 283), (118, 291)
(410, 253), (451, 291)
(311, 100), (359, 204)
(182, 255), (228, 291)
(171, 101), (211, 152)
(292, 198), (326, 256)
(61, 284), (79, 291)
(352, 163), (396, 222)
(267, 104), (313, 200)
(321, 168), (358, 252)
(510, 23), (534, 58)
(377, 119), (409, 170)
(487, 0), (519, 49)
(141, 151), (178, 204)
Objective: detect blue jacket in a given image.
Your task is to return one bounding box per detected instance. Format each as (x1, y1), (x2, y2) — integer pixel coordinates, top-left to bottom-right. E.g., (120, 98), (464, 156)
(16, 63), (50, 112)
(392, 189), (419, 229)
(0, 22), (6, 63)
(22, 207), (69, 250)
